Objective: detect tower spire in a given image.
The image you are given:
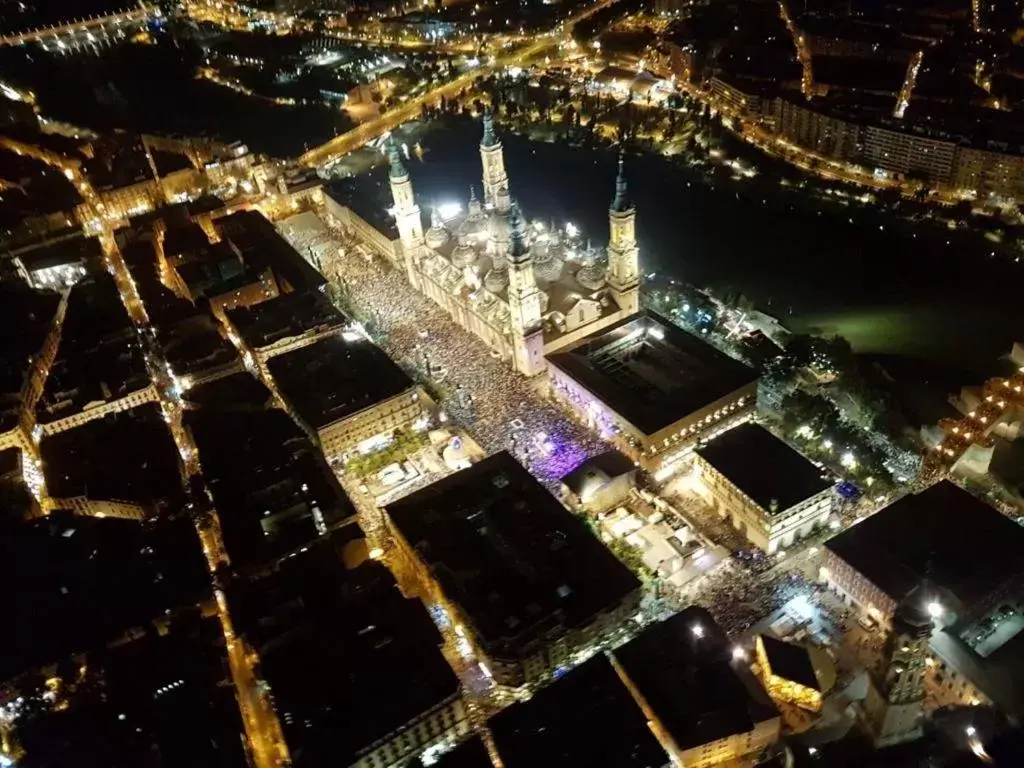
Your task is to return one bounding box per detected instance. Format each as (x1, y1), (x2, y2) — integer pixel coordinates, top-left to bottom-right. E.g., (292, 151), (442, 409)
(606, 151), (640, 315)
(504, 199), (545, 376)
(479, 107), (509, 210)
(508, 202), (529, 262)
(385, 135), (407, 179)
(482, 107), (498, 148)
(611, 151), (631, 213)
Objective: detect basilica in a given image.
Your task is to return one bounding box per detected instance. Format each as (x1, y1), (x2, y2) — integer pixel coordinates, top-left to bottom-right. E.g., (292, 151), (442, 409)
(383, 112), (640, 376)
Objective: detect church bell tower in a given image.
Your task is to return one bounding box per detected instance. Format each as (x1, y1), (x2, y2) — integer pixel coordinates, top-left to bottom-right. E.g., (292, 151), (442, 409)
(480, 108), (511, 213)
(386, 135), (424, 289)
(607, 152), (640, 315)
(864, 596), (931, 748)
(506, 203), (545, 376)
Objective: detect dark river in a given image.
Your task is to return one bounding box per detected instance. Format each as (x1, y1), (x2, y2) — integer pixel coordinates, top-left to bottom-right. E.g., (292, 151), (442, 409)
(366, 118), (1023, 380)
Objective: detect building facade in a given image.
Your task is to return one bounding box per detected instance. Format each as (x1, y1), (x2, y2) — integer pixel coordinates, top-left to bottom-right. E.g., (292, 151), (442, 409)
(820, 545), (900, 626)
(772, 95), (1024, 200)
(351, 693), (470, 768)
(754, 635), (825, 712)
(37, 383), (160, 438)
(323, 197), (402, 264)
(317, 388), (426, 459)
(0, 291), (68, 457)
(671, 720), (779, 768)
(694, 454), (833, 554)
(43, 494), (148, 520)
(391, 528), (641, 687)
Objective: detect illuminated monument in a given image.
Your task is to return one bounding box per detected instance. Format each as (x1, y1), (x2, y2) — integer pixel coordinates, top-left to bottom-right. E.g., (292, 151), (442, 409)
(382, 112), (640, 376)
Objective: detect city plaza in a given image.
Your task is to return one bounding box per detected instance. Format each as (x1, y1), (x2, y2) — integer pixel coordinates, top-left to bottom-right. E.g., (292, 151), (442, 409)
(274, 116), (835, 642)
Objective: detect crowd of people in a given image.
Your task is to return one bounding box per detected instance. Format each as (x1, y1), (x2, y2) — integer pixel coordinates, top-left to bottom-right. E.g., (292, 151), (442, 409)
(295, 217), (608, 487)
(684, 560), (812, 636)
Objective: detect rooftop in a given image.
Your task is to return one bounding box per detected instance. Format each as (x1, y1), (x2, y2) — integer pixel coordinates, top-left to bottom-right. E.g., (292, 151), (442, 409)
(182, 371), (273, 410)
(759, 634), (821, 691)
(229, 537), (459, 767)
(0, 281), (61, 431)
(612, 607), (778, 752)
(547, 312), (757, 436)
(824, 480), (1024, 611)
(216, 210), (327, 293)
(41, 403), (185, 510)
(0, 510), (210, 681)
(173, 241), (253, 302)
(37, 274), (150, 424)
(0, 151), (81, 235)
(325, 178), (400, 240)
(83, 134), (154, 192)
(225, 288), (346, 351)
(386, 452), (640, 660)
(695, 423), (833, 513)
(37, 334), (151, 424)
(798, 14), (931, 48)
(488, 655), (668, 768)
(560, 449), (635, 497)
(267, 334), (413, 430)
(812, 56), (908, 94)
(121, 239), (202, 329)
(15, 233), (102, 273)
(15, 615), (247, 768)
(163, 222), (211, 261)
(931, 615), (1024, 716)
(0, 446), (21, 478)
(186, 407), (354, 568)
(159, 314), (239, 379)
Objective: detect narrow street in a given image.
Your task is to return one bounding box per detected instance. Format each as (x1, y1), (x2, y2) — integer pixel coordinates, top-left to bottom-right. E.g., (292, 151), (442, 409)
(97, 221), (291, 768)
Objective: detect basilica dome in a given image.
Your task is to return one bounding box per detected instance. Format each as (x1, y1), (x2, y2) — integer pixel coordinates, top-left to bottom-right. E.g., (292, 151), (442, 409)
(484, 266), (508, 292)
(450, 236), (478, 268)
(532, 241), (563, 283)
(545, 231), (566, 262)
(575, 261), (607, 291)
(425, 217), (449, 250)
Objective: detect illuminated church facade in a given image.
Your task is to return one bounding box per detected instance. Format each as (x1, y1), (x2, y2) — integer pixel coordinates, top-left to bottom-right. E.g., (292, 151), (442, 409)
(383, 113), (641, 376)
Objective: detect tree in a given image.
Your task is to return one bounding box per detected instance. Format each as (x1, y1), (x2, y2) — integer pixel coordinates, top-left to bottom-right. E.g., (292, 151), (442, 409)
(564, 104), (576, 138)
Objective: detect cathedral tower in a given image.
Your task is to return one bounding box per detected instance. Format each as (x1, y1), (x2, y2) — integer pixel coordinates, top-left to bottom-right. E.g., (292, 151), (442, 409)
(480, 109), (511, 213)
(386, 136), (424, 289)
(506, 203), (545, 376)
(606, 153), (640, 315)
(863, 595), (931, 748)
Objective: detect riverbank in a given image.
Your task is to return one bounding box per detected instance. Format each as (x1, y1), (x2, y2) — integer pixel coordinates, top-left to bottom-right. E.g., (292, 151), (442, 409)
(391, 117), (1019, 378)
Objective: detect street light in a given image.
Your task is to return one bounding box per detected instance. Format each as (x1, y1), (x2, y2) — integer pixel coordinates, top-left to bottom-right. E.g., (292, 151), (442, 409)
(927, 601), (943, 619)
